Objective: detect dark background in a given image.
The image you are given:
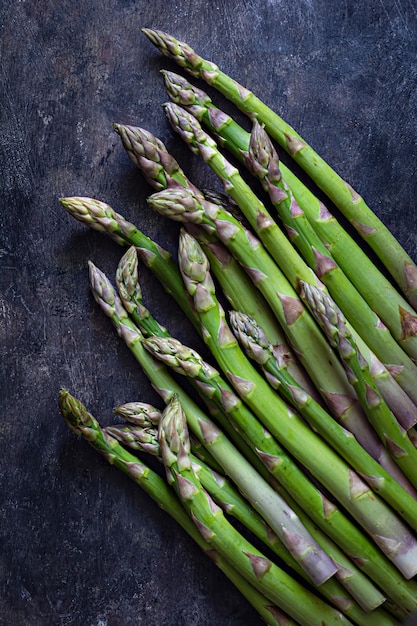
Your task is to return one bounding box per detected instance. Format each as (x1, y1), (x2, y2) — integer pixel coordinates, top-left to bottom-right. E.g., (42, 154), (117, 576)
(1, 1), (417, 624)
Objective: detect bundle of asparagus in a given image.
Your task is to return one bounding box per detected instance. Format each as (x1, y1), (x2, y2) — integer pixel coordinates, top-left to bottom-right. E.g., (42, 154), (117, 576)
(58, 29), (417, 625)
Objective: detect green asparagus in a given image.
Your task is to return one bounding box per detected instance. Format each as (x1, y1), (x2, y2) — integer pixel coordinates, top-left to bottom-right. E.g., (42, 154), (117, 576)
(143, 28), (417, 311)
(160, 68), (417, 364)
(229, 309), (417, 498)
(299, 281), (417, 490)
(88, 261), (338, 586)
(158, 395), (352, 626)
(141, 333), (406, 612)
(175, 227), (417, 577)
(108, 417), (396, 622)
(58, 389), (294, 626)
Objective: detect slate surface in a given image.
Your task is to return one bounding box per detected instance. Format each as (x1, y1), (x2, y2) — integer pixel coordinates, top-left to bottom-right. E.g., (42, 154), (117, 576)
(1, 1), (417, 624)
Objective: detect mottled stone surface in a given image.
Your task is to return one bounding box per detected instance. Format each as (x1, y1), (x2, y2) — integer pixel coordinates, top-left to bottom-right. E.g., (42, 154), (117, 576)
(1, 1), (417, 624)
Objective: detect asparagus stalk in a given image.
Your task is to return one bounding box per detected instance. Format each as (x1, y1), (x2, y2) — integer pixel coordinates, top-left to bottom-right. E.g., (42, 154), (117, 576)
(196, 232), (321, 402)
(161, 69), (417, 364)
(60, 196), (199, 333)
(113, 246), (412, 609)
(229, 310), (417, 498)
(299, 281), (417, 490)
(148, 185), (417, 470)
(58, 390), (291, 626)
(158, 396), (351, 626)
(118, 238), (319, 407)
(161, 103), (417, 422)
(113, 123), (320, 402)
(112, 123), (296, 369)
(176, 227), (417, 577)
(88, 262), (338, 586)
(245, 118), (417, 425)
(163, 101), (325, 298)
(109, 418), (396, 621)
(115, 245), (278, 475)
(141, 333), (401, 612)
(143, 28), (417, 311)
(187, 460), (390, 624)
(119, 248), (414, 608)
(163, 101), (417, 427)
(147, 186), (363, 422)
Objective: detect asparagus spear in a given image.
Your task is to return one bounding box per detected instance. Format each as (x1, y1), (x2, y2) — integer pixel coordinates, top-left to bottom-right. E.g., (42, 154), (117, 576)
(88, 261), (338, 586)
(109, 418), (397, 621)
(163, 101), (326, 299)
(163, 101), (417, 425)
(118, 238), (319, 406)
(113, 124), (320, 401)
(113, 122), (276, 338)
(161, 103), (417, 421)
(60, 196), (199, 333)
(147, 185), (417, 469)
(113, 245), (411, 609)
(141, 333), (405, 612)
(58, 390), (292, 626)
(245, 118), (417, 425)
(229, 309), (417, 498)
(143, 28), (417, 311)
(175, 227), (417, 577)
(196, 232), (321, 401)
(158, 396), (352, 626)
(161, 69), (417, 364)
(114, 242), (414, 609)
(299, 281), (417, 489)
(147, 186), (363, 421)
(115, 245), (278, 475)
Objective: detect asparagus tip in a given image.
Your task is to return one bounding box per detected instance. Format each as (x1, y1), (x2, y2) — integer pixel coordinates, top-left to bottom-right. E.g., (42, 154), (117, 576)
(58, 388), (91, 435)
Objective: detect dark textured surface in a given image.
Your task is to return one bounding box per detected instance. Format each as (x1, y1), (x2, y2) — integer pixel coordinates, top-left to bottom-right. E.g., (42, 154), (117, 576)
(1, 1), (417, 624)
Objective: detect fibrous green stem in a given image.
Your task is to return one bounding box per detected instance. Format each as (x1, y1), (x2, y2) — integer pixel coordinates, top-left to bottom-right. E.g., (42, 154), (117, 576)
(300, 281), (417, 491)
(143, 28), (417, 312)
(147, 186), (362, 426)
(183, 223), (321, 402)
(88, 262), (338, 587)
(160, 69), (417, 365)
(113, 248), (407, 610)
(114, 245), (278, 475)
(58, 390), (292, 626)
(113, 123), (320, 403)
(245, 118), (417, 428)
(176, 228), (417, 579)
(229, 310), (417, 500)
(113, 413), (396, 622)
(141, 333), (393, 612)
(158, 396), (352, 626)
(163, 102), (325, 304)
